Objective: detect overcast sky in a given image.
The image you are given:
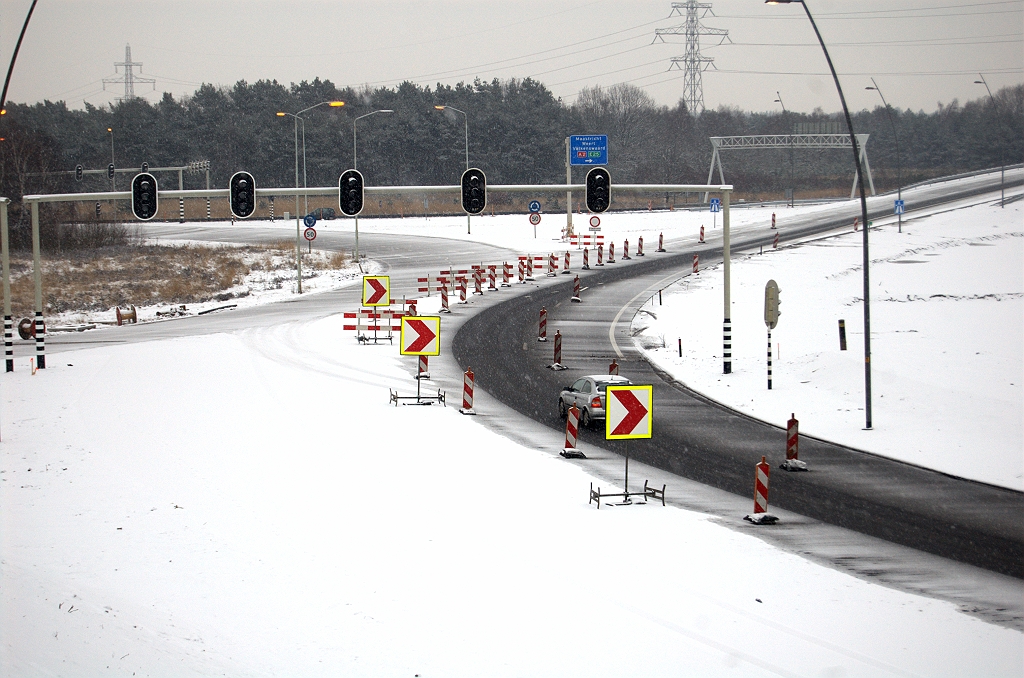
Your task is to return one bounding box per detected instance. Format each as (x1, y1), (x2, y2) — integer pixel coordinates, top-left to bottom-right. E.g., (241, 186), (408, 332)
(2, 0), (1021, 114)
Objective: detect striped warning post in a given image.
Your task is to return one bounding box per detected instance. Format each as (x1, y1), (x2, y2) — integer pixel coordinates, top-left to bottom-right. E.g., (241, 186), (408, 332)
(417, 355), (430, 379)
(4, 315), (13, 372)
(754, 456), (770, 513)
(562, 251), (571, 274)
(700, 225), (705, 243)
(693, 254), (699, 274)
(608, 242), (615, 263)
(473, 268), (483, 295)
(657, 232), (666, 252)
(767, 329), (773, 389)
(553, 329), (562, 366)
(458, 277), (468, 304)
(724, 316), (732, 374)
(564, 404), (580, 451)
(771, 212), (776, 229)
(538, 307), (548, 342)
(547, 253), (557, 277)
(518, 258), (526, 283)
(269, 197), (275, 222)
(179, 198), (185, 223)
(609, 359), (619, 375)
(460, 367), (476, 414)
(502, 261), (512, 287)
(637, 236), (644, 256)
(34, 312), (45, 369)
(571, 275), (581, 303)
(597, 244), (604, 266)
(583, 247), (590, 270)
(487, 265), (497, 290)
(440, 284), (450, 313)
(773, 232), (779, 249)
(207, 199), (211, 220)
(526, 255), (535, 280)
(622, 239), (631, 260)
(781, 414), (808, 471)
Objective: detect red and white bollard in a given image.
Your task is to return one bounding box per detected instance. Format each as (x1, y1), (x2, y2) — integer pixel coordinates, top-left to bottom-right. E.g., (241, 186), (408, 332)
(563, 404), (581, 454)
(527, 255), (535, 280)
(417, 354), (430, 379)
(699, 225), (705, 243)
(562, 250), (571, 274)
(473, 268), (484, 295)
(609, 359), (619, 375)
(597, 244), (604, 266)
(771, 212), (776, 229)
(552, 329), (563, 367)
(637, 236), (644, 256)
(458, 278), (468, 304)
(622, 239), (631, 260)
(518, 259), (526, 283)
(488, 265), (497, 290)
(583, 247), (590, 270)
(693, 253), (699, 274)
(571, 275), (581, 303)
(538, 306), (548, 342)
(853, 217), (859, 231)
(408, 299), (417, 316)
(657, 232), (666, 252)
(745, 456), (778, 524)
(440, 284), (451, 313)
(502, 262), (512, 287)
(547, 253), (557, 277)
(773, 232), (779, 249)
(460, 367), (476, 415)
(608, 242), (615, 263)
(781, 413), (808, 471)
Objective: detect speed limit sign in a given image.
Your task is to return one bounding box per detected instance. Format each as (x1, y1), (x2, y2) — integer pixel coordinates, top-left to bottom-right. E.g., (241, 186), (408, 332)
(304, 227), (317, 241)
(529, 212), (541, 226)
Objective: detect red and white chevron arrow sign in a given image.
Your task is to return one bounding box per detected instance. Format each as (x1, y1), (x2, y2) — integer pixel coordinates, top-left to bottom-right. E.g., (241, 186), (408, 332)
(605, 385), (653, 440)
(400, 316), (440, 356)
(362, 276), (390, 306)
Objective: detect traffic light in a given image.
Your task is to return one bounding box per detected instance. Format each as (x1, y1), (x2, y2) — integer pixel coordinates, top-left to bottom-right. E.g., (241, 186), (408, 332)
(338, 169), (364, 216)
(75, 164), (83, 182)
(107, 163), (115, 180)
(131, 172), (159, 221)
(764, 279), (781, 330)
(585, 167), (611, 213)
(141, 162), (149, 173)
(229, 171), (256, 219)
(461, 168), (486, 215)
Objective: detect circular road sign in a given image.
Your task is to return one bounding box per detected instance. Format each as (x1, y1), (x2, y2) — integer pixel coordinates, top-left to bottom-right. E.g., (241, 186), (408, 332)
(528, 200), (541, 213)
(303, 227), (317, 241)
(303, 214), (317, 228)
(529, 212), (542, 226)
(589, 215), (601, 228)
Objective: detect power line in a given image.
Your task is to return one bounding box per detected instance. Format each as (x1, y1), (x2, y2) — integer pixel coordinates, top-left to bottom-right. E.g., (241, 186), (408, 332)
(102, 44), (155, 102)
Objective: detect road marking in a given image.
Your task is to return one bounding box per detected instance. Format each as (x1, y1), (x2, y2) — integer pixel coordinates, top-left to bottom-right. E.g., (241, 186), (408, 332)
(609, 268), (700, 358)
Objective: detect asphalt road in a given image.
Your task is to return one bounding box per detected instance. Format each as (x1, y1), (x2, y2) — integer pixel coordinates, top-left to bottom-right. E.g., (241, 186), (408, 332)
(453, 174), (1024, 579)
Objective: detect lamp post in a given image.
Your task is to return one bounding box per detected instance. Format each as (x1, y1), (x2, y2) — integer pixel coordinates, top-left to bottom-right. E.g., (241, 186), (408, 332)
(434, 105), (472, 234)
(866, 79), (902, 232)
(774, 92), (794, 206)
(766, 0), (873, 430)
(974, 74), (1005, 207)
(352, 109), (393, 267)
(107, 127), (115, 190)
(276, 100), (345, 293)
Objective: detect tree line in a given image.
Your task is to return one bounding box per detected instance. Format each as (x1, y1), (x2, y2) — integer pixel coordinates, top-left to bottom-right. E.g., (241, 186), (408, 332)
(0, 76), (1020, 239)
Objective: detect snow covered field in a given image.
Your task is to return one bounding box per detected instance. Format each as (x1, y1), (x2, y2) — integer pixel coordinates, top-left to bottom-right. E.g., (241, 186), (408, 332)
(632, 194), (1023, 490)
(3, 312), (1021, 675)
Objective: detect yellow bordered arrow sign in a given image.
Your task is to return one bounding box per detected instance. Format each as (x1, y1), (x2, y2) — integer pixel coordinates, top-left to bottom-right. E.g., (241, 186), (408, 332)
(605, 385), (653, 439)
(362, 275), (390, 306)
(400, 316), (440, 356)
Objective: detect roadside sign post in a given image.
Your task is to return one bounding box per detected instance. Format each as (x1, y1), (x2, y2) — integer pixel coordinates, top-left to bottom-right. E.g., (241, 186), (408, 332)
(605, 384), (653, 505)
(303, 226), (316, 253)
(529, 211), (541, 237)
(397, 315), (443, 405)
(710, 197), (720, 230)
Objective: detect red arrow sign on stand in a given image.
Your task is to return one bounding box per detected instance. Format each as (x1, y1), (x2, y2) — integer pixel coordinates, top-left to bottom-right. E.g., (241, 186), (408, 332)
(363, 276), (390, 306)
(605, 385), (653, 439)
(400, 316), (441, 356)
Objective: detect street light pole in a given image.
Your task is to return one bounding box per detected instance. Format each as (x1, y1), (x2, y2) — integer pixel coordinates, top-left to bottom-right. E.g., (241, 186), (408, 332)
(774, 92), (794, 206)
(276, 100), (345, 294)
(866, 78), (902, 232)
(352, 109), (394, 268)
(974, 74), (1005, 207)
(434, 105), (472, 234)
(767, 0), (873, 430)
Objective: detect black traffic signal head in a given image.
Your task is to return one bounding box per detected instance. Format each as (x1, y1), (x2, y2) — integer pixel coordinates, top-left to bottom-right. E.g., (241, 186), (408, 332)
(131, 172), (159, 221)
(461, 168), (487, 215)
(585, 167), (611, 213)
(229, 171), (256, 219)
(107, 163), (115, 180)
(338, 169), (364, 216)
(75, 164), (83, 181)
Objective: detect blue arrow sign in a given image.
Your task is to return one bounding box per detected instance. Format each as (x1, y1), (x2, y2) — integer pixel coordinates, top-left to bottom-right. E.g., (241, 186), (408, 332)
(529, 200), (541, 213)
(304, 214), (317, 228)
(710, 198), (721, 213)
(570, 135), (608, 166)
(894, 199), (905, 215)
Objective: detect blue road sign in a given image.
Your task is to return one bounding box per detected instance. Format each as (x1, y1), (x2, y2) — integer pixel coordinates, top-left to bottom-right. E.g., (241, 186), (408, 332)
(529, 200), (541, 213)
(894, 199), (905, 215)
(570, 135), (608, 166)
(710, 198), (721, 213)
(304, 214), (317, 228)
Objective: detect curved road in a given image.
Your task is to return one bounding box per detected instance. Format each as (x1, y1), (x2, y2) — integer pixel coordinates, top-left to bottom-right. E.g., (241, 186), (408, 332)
(453, 172), (1024, 579)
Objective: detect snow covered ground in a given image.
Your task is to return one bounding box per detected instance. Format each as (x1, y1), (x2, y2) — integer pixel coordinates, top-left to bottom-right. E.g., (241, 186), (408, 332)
(3, 309), (1021, 676)
(632, 192), (1023, 491)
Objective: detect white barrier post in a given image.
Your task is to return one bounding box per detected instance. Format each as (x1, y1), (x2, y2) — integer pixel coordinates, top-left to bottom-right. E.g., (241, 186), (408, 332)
(460, 367), (476, 415)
